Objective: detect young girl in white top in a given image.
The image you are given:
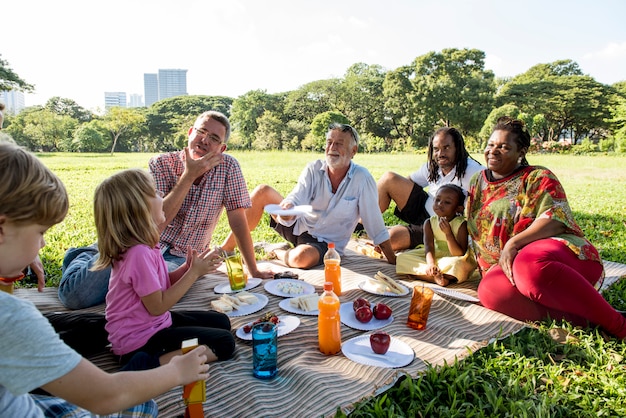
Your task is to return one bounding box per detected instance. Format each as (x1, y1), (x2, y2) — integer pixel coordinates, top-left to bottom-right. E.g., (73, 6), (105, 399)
(93, 168), (235, 370)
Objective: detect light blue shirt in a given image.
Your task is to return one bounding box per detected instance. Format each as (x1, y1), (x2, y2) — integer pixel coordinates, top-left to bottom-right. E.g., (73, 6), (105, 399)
(279, 159), (389, 255)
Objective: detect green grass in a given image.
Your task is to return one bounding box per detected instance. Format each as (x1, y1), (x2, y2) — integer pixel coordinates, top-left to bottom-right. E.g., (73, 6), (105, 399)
(27, 151), (626, 416)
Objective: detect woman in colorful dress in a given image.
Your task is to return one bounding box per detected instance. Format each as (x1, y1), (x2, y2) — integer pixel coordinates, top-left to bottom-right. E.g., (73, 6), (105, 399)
(466, 116), (626, 339)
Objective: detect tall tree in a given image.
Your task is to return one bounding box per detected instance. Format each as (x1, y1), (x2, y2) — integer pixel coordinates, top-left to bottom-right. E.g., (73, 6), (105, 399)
(230, 90), (284, 149)
(410, 48), (496, 138)
(103, 107), (146, 154)
(45, 97), (94, 123)
(497, 60), (613, 142)
(338, 63), (391, 139)
(283, 79), (340, 125)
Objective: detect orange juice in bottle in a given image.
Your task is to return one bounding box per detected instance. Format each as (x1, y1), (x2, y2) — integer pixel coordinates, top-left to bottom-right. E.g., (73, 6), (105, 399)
(318, 282), (341, 355)
(324, 242), (341, 295)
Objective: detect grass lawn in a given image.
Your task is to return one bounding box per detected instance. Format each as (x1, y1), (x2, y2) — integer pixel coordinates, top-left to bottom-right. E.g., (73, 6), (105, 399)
(30, 151), (626, 416)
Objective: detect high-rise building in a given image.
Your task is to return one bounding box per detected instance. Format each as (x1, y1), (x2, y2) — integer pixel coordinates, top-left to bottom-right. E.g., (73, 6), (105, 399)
(144, 73), (158, 107)
(129, 93), (144, 108)
(104, 92), (127, 110)
(143, 69), (188, 107)
(0, 90), (26, 114)
(158, 69), (188, 101)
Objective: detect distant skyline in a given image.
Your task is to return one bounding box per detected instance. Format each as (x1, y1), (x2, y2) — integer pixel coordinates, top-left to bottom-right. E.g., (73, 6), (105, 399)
(3, 0), (625, 112)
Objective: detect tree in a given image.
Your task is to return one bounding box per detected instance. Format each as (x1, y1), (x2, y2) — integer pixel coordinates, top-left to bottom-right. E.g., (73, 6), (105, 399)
(410, 48), (496, 139)
(251, 111), (282, 150)
(383, 66), (419, 149)
(15, 108), (78, 151)
(338, 63), (391, 139)
(45, 97), (94, 123)
(383, 49), (496, 148)
(283, 79), (340, 126)
(497, 60), (613, 142)
(103, 107), (146, 154)
(0, 55), (34, 92)
(72, 120), (109, 152)
(230, 90), (284, 149)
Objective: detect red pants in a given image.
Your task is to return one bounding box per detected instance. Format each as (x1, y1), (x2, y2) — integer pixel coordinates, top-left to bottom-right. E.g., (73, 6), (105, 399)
(478, 239), (626, 339)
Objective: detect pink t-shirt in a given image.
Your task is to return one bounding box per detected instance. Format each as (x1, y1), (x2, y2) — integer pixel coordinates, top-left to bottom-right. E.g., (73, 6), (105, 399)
(105, 244), (172, 355)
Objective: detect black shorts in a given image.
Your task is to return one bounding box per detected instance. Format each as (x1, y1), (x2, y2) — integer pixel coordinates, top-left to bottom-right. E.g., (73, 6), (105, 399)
(270, 217), (327, 266)
(393, 183), (429, 249)
(393, 182), (429, 225)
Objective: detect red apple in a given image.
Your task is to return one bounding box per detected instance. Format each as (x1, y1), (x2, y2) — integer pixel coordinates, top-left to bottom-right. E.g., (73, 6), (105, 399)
(370, 331), (391, 354)
(373, 303), (392, 320)
(353, 297), (371, 312)
(354, 306), (373, 323)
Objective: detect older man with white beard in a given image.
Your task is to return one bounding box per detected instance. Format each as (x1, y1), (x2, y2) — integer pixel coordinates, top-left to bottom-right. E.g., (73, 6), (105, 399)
(222, 123), (396, 269)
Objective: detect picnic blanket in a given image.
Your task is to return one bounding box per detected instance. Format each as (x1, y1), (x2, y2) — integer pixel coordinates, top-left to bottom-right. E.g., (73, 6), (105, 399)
(15, 243), (626, 418)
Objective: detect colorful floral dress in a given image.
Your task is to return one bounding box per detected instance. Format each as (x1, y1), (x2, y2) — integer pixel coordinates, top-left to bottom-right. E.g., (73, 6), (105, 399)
(466, 166), (602, 280)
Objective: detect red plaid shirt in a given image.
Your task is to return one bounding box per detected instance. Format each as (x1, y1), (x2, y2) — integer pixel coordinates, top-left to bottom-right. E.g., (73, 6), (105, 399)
(149, 151), (251, 257)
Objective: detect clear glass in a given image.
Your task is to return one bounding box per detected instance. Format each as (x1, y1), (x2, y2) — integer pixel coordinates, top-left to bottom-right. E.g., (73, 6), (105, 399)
(225, 251), (247, 291)
(252, 322), (278, 379)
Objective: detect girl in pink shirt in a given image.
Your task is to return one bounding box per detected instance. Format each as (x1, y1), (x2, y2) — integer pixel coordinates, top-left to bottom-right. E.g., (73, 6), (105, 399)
(93, 169), (235, 370)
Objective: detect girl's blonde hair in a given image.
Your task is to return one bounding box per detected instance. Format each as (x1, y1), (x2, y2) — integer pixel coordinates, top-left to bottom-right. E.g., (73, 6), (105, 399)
(92, 169), (161, 270)
(0, 141), (68, 226)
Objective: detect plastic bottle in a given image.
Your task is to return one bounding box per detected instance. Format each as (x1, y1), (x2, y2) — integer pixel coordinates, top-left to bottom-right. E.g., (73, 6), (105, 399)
(318, 281), (341, 355)
(324, 242), (342, 295)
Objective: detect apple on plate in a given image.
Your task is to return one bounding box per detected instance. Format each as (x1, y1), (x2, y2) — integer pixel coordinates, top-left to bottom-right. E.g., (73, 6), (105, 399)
(353, 297), (371, 311)
(355, 306), (373, 323)
(373, 303), (392, 320)
(370, 331), (391, 354)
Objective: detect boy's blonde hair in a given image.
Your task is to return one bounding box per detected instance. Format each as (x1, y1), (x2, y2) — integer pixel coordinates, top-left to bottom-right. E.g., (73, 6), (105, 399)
(0, 141), (68, 225)
(92, 169), (161, 270)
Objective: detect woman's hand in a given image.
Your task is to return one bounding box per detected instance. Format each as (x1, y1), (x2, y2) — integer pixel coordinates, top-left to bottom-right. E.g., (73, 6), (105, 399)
(499, 242), (519, 286)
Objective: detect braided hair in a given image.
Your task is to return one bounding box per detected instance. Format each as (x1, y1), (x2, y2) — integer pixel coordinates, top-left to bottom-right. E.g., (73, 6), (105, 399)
(427, 127), (473, 183)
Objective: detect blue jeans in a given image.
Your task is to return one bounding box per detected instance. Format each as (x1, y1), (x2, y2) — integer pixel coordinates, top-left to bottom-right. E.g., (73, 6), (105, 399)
(58, 245), (186, 310)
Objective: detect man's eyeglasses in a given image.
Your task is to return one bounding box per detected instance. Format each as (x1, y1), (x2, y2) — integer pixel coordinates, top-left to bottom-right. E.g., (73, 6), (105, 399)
(193, 127), (223, 145)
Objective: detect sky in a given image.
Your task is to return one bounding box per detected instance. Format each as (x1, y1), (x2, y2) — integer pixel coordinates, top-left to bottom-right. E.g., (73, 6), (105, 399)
(3, 0), (626, 113)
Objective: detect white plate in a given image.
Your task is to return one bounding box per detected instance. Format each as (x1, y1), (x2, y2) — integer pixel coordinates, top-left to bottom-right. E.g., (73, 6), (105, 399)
(279, 298), (319, 316)
(264, 204), (313, 217)
(214, 277), (262, 294)
(264, 279), (316, 298)
(358, 280), (410, 297)
(342, 335), (415, 368)
(220, 294), (268, 317)
(235, 315), (301, 340)
(339, 302), (393, 331)
(427, 285), (480, 303)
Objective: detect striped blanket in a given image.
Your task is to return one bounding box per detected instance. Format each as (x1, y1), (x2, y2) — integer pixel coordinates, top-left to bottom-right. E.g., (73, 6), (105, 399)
(15, 245), (626, 418)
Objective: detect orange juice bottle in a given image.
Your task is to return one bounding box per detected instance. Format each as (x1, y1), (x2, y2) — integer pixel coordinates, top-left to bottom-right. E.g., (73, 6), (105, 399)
(318, 282), (341, 355)
(324, 242), (341, 295)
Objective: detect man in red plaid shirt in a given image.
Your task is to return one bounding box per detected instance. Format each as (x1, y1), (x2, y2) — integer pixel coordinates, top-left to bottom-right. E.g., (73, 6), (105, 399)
(58, 111), (273, 310)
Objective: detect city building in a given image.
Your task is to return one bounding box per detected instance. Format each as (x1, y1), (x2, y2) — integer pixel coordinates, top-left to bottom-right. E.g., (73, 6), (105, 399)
(0, 90), (26, 114)
(144, 73), (158, 107)
(104, 92), (127, 110)
(158, 69), (188, 101)
(129, 93), (144, 108)
(143, 69), (188, 107)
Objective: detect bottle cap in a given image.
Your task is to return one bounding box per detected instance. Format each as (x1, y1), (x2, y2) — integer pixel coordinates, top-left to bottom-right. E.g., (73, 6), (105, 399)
(323, 282), (333, 291)
(328, 242), (335, 249)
